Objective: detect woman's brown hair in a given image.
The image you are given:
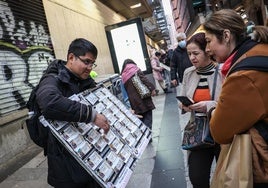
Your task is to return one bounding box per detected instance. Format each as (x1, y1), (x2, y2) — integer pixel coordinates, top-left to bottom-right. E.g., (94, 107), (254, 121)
(251, 26), (268, 43)
(203, 9), (246, 44)
(187, 32), (207, 52)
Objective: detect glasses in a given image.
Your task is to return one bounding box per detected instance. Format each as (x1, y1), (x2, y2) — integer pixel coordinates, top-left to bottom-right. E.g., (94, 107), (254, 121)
(75, 54), (97, 68)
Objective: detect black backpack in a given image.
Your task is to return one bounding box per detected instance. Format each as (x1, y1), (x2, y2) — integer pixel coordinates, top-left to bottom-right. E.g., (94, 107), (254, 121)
(26, 74), (56, 155)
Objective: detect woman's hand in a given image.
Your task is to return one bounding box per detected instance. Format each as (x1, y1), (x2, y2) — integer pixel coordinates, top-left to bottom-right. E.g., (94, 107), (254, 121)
(130, 109), (143, 119)
(151, 89), (156, 96)
(179, 103), (192, 112)
(189, 101), (208, 113)
(171, 79), (178, 87)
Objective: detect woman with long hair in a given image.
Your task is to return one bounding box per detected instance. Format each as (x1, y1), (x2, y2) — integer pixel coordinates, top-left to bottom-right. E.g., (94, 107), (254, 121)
(204, 9), (268, 187)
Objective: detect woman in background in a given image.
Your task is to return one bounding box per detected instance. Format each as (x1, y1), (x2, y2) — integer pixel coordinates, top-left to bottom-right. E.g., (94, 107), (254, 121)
(179, 32), (223, 188)
(150, 51), (172, 93)
(121, 59), (156, 130)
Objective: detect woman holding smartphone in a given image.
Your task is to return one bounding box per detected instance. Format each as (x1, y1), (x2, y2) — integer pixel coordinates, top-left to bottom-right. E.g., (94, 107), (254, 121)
(179, 32), (223, 188)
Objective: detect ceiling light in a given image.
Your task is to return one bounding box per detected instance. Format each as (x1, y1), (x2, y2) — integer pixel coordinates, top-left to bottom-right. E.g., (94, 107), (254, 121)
(130, 3), (141, 9)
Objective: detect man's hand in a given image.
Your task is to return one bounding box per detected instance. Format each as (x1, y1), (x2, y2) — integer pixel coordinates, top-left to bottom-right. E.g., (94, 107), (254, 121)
(94, 113), (110, 134)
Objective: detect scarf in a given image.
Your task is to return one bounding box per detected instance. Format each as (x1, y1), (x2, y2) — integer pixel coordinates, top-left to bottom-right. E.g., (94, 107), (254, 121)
(221, 52), (236, 76)
(121, 64), (140, 84)
(221, 38), (257, 77)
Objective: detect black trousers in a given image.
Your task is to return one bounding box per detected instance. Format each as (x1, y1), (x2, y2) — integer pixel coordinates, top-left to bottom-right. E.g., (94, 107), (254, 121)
(140, 110), (153, 129)
(188, 145), (221, 188)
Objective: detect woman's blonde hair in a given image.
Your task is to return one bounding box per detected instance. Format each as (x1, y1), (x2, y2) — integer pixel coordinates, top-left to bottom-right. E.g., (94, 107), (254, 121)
(203, 9), (246, 44)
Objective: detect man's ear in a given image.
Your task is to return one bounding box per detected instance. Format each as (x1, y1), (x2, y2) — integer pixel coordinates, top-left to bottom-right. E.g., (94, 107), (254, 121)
(68, 53), (74, 60)
(66, 53), (76, 67)
(68, 53), (76, 62)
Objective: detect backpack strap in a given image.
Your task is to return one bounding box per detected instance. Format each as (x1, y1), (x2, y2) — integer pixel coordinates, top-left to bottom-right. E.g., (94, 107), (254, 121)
(228, 47), (268, 144)
(229, 56), (268, 75)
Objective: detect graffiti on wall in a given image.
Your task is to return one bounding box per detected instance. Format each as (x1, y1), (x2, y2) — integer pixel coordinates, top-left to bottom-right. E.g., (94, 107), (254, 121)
(0, 0), (54, 116)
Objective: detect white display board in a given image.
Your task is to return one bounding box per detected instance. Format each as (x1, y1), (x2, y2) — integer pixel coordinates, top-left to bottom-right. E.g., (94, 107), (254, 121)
(40, 85), (151, 188)
(111, 22), (147, 72)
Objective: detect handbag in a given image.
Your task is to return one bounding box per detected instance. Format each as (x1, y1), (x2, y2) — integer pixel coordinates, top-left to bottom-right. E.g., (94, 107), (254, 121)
(210, 134), (253, 188)
(181, 65), (218, 150)
(181, 114), (215, 150)
(131, 73), (151, 99)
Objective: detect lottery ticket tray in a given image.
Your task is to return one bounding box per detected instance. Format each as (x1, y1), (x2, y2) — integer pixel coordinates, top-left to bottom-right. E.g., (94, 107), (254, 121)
(39, 85), (152, 188)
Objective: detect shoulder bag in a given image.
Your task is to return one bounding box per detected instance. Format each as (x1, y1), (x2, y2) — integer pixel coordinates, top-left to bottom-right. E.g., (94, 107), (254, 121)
(131, 73), (151, 99)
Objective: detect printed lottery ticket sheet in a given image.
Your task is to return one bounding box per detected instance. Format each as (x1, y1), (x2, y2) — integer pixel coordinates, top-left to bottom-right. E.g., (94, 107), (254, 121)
(39, 85), (152, 188)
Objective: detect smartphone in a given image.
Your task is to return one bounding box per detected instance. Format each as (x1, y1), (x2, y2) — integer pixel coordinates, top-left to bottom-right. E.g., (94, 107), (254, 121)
(176, 96), (194, 107)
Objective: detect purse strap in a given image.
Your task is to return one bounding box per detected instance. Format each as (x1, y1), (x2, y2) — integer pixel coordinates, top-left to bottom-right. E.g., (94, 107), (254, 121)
(211, 64), (219, 100)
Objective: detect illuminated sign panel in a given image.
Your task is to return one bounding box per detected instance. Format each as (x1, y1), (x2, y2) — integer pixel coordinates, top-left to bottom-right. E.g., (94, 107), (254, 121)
(105, 18), (151, 74)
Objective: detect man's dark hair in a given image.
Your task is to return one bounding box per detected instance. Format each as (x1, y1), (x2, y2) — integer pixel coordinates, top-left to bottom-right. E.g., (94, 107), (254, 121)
(67, 38), (98, 59)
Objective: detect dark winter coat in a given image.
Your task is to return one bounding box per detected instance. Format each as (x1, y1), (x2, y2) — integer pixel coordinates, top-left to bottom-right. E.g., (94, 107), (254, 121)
(36, 60), (97, 186)
(170, 45), (192, 83)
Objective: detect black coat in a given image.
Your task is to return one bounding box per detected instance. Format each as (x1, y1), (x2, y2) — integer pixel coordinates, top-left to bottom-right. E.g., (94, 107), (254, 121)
(36, 60), (97, 186)
(170, 46), (192, 83)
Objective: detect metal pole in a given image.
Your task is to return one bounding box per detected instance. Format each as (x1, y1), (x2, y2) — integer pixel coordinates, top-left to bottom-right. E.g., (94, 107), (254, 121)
(205, 0), (212, 16)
